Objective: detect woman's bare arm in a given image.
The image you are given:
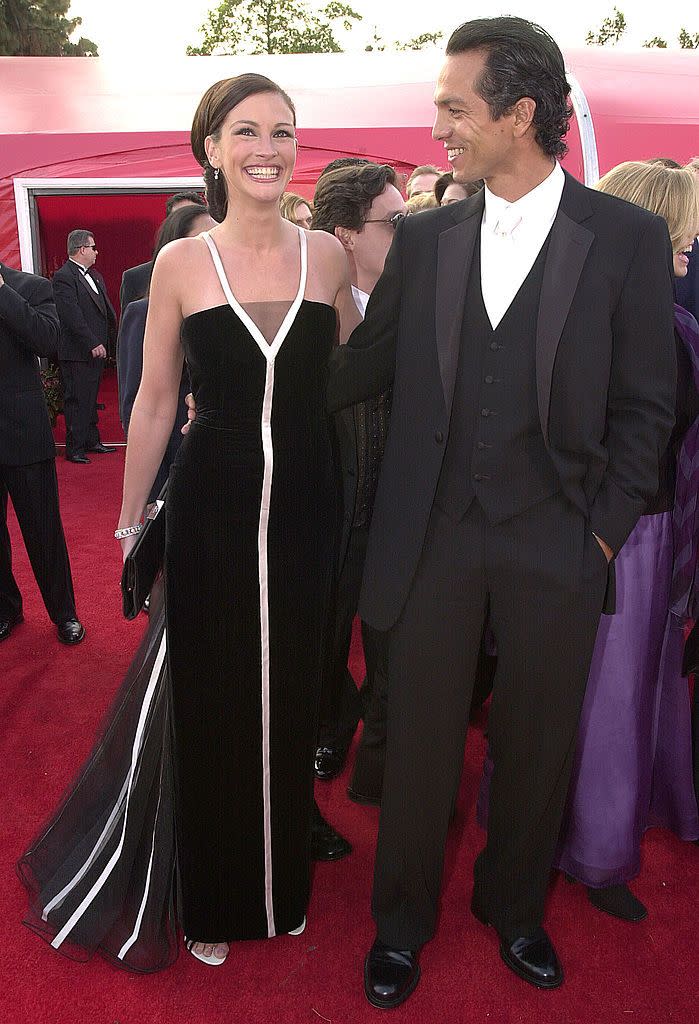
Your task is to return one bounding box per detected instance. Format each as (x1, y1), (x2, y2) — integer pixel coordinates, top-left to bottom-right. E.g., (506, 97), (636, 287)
(117, 242), (187, 536)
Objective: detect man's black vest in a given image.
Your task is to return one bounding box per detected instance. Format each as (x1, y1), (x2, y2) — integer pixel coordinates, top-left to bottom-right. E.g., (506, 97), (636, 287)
(435, 230), (560, 523)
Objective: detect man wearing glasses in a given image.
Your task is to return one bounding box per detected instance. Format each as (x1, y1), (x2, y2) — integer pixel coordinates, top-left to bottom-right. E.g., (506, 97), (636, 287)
(310, 163), (406, 790)
(53, 230), (117, 464)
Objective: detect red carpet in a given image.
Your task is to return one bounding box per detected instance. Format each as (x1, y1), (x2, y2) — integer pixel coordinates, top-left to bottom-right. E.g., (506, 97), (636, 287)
(1, 444), (696, 1024)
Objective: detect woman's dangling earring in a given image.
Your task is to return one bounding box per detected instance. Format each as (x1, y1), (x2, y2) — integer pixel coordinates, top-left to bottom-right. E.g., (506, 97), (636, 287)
(214, 167), (220, 182)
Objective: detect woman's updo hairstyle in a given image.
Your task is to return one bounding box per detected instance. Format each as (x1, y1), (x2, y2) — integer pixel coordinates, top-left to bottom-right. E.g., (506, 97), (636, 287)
(191, 74), (296, 223)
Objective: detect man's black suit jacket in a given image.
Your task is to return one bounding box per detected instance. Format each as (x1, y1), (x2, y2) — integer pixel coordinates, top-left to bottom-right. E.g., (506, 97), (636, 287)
(119, 261), (151, 314)
(328, 171), (677, 632)
(0, 264), (59, 466)
(52, 260), (117, 362)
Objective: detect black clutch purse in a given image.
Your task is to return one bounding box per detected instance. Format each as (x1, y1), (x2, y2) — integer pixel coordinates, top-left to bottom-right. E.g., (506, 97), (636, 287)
(120, 482), (167, 620)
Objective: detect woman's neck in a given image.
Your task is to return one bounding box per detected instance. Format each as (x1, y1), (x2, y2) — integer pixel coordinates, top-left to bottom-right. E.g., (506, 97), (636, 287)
(214, 194), (292, 254)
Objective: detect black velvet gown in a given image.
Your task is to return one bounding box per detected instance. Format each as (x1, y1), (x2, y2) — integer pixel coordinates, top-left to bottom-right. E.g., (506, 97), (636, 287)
(168, 230), (337, 940)
(19, 228), (339, 967)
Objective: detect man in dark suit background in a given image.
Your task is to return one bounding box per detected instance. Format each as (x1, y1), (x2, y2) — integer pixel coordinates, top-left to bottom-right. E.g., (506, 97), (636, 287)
(0, 263), (84, 644)
(311, 162), (405, 787)
(119, 191), (207, 314)
(328, 17), (677, 1006)
(53, 229), (117, 464)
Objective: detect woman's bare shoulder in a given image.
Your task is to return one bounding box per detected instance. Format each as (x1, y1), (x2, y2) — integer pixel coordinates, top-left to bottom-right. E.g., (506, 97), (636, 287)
(305, 228), (346, 283)
(152, 235), (211, 277)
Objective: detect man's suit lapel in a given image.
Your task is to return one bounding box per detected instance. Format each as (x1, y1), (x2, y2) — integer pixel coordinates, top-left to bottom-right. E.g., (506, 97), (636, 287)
(536, 173), (595, 446)
(435, 191), (484, 416)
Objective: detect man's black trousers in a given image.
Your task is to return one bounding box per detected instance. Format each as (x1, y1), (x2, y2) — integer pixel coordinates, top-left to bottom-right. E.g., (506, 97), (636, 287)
(372, 493), (608, 947)
(60, 358), (103, 457)
(0, 459), (77, 624)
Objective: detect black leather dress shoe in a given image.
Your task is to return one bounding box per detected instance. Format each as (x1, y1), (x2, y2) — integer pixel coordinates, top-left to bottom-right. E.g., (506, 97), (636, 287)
(311, 801), (352, 861)
(471, 898), (563, 989)
(87, 443), (116, 453)
(364, 939), (420, 1009)
(66, 454), (91, 464)
(57, 618), (86, 645)
(499, 928), (563, 989)
(0, 612), (23, 642)
(587, 884), (647, 922)
(314, 744), (349, 781)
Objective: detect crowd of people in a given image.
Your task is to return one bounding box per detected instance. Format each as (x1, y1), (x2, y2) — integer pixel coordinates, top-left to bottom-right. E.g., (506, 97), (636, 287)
(1, 13), (697, 1011)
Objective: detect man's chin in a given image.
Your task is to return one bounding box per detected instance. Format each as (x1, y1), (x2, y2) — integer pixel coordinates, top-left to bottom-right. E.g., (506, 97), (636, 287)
(452, 167), (478, 186)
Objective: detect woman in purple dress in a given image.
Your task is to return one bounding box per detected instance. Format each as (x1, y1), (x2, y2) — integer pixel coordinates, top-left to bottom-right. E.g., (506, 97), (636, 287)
(555, 160), (699, 920)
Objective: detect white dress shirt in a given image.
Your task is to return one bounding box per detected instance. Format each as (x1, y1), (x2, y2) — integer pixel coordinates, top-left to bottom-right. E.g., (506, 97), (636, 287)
(69, 257), (99, 295)
(480, 162), (565, 330)
(352, 285), (369, 317)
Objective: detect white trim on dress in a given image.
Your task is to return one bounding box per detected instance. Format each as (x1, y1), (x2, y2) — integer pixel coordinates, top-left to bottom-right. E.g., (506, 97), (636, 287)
(202, 227), (308, 938)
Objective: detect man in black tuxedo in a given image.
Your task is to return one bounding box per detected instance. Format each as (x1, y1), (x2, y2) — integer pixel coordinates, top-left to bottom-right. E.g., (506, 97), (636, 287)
(119, 191), (207, 313)
(328, 17), (677, 1005)
(0, 264), (84, 644)
(53, 230), (117, 464)
(311, 162), (405, 785)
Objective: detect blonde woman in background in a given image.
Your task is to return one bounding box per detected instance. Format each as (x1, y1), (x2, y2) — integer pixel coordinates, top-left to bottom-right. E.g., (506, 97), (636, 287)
(280, 190), (313, 229)
(405, 192), (438, 214)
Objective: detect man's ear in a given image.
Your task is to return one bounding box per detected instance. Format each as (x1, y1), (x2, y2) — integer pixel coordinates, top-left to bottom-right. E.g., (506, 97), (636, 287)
(334, 225), (355, 253)
(512, 97), (536, 139)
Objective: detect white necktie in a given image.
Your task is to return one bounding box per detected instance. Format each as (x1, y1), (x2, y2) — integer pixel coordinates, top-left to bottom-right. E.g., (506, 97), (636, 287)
(493, 207), (522, 239)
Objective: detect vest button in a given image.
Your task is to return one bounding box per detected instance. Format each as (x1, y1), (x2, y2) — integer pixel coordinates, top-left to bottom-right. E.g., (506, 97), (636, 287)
(435, 430), (444, 443)
(489, 341), (499, 351)
(484, 375), (494, 384)
(481, 408), (490, 417)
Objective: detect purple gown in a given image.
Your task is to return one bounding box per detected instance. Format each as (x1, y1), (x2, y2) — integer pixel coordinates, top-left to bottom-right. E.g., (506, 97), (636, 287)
(555, 310), (699, 886)
(554, 514), (698, 886)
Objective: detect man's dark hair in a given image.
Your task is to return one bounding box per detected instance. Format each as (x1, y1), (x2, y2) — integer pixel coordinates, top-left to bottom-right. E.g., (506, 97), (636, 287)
(165, 190), (207, 216)
(446, 17), (572, 159)
(317, 156), (371, 182)
(312, 163), (398, 234)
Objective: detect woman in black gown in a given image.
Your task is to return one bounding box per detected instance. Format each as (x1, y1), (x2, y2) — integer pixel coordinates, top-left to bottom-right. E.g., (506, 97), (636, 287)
(19, 74), (359, 970)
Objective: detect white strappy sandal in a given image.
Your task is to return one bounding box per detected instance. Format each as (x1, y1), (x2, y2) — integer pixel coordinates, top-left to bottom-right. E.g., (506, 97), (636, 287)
(184, 937), (229, 965)
(288, 916), (306, 936)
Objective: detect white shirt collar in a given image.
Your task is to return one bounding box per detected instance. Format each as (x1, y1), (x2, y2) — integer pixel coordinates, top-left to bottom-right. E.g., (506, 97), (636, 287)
(351, 285), (370, 317)
(69, 258), (88, 273)
(482, 162), (565, 236)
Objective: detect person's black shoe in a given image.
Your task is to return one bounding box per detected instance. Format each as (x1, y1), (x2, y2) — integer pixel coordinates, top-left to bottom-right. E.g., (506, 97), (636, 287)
(471, 897), (563, 989)
(499, 928), (563, 989)
(587, 884), (647, 922)
(66, 454), (91, 464)
(0, 612), (23, 642)
(314, 744), (349, 780)
(311, 801), (352, 861)
(364, 939), (420, 1009)
(87, 443), (117, 453)
(57, 618), (86, 645)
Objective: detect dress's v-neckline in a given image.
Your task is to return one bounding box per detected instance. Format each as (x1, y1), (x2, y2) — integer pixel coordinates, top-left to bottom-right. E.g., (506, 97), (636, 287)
(201, 228), (308, 361)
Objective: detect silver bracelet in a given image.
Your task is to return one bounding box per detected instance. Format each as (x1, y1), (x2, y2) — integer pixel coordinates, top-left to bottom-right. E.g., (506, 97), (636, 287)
(114, 523), (143, 540)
